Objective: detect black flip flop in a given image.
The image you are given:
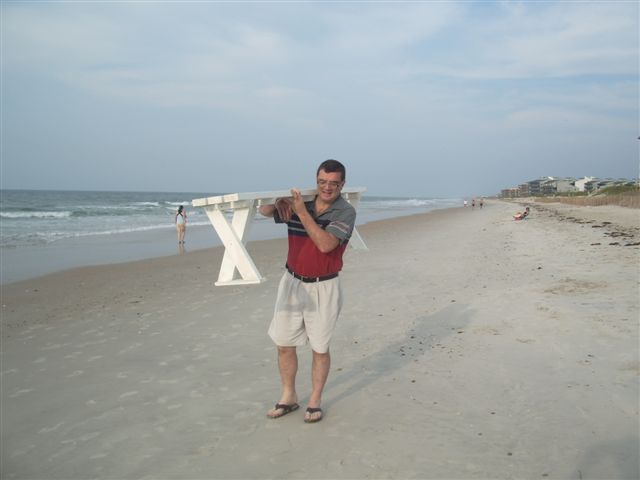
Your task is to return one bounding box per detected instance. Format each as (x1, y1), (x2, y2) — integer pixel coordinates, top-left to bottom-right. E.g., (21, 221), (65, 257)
(268, 403), (299, 419)
(304, 407), (323, 423)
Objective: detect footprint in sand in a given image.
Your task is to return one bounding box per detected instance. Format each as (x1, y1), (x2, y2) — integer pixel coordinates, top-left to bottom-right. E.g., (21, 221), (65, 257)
(10, 388), (34, 398)
(118, 391), (139, 401)
(545, 278), (606, 295)
(38, 422), (65, 434)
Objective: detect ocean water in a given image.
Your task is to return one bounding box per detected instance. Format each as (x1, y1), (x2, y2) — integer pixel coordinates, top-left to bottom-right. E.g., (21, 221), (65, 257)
(0, 189), (461, 283)
(1, 190), (213, 249)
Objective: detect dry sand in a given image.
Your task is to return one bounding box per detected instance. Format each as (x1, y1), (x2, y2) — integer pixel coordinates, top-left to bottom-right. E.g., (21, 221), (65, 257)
(1, 200), (638, 479)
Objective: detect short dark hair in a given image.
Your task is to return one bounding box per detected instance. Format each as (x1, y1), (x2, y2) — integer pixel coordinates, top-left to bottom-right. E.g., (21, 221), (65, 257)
(317, 159), (346, 182)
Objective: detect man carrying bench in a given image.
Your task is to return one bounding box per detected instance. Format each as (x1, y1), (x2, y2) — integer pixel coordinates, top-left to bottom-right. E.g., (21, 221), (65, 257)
(258, 159), (356, 424)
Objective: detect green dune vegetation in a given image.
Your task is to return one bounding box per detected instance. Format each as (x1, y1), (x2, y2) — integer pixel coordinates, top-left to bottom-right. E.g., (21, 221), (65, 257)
(535, 184), (640, 208)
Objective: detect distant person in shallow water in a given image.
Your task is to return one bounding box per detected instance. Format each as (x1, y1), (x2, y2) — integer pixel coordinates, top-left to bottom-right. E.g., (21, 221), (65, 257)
(175, 205), (187, 244)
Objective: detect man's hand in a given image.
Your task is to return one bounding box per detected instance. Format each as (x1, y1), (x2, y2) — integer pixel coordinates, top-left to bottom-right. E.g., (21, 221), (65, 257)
(275, 197), (294, 222)
(290, 188), (306, 216)
(290, 187), (340, 253)
(258, 192), (299, 222)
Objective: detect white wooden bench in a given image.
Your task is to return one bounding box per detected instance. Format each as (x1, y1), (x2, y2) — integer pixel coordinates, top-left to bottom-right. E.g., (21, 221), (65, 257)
(192, 188), (367, 286)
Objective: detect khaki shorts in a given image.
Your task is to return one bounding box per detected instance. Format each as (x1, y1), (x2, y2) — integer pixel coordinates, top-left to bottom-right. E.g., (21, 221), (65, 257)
(268, 271), (343, 353)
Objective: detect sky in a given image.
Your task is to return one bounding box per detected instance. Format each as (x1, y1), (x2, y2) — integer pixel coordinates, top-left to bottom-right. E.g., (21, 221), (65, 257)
(1, 1), (638, 198)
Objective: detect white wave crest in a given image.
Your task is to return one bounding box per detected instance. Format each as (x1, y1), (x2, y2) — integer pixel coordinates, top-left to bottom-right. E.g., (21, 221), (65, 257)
(1, 211), (72, 219)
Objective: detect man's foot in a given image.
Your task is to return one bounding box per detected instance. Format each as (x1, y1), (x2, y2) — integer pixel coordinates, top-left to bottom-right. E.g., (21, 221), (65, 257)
(267, 403), (299, 419)
(304, 407), (323, 423)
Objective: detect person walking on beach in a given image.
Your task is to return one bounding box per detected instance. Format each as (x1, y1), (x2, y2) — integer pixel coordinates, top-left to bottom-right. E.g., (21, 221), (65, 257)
(259, 159), (356, 423)
(175, 205), (187, 244)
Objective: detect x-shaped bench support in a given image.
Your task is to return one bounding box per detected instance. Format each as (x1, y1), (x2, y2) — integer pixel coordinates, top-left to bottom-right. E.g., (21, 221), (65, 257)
(192, 188), (367, 286)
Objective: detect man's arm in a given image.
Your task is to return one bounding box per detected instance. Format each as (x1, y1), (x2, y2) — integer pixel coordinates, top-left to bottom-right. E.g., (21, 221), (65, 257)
(258, 204), (276, 217)
(290, 189), (340, 254)
(259, 198), (293, 221)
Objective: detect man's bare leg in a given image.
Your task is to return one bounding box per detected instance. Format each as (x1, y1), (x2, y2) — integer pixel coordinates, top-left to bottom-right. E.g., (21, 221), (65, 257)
(306, 349), (330, 422)
(267, 346), (299, 418)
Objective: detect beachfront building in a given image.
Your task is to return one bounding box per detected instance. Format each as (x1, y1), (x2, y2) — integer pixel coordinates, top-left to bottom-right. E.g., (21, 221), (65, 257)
(523, 177), (558, 196)
(541, 179), (557, 195)
(523, 177), (583, 196)
(500, 187), (520, 198)
(574, 176), (596, 192)
(528, 179), (543, 196)
(583, 178), (636, 193)
(584, 178), (614, 193)
(554, 178), (578, 194)
(500, 176), (636, 198)
(518, 182), (531, 197)
(584, 179), (600, 193)
(537, 177), (578, 195)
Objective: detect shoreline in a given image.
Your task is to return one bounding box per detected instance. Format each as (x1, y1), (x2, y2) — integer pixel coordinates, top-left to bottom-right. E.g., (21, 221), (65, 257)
(0, 221), (280, 286)
(0, 207), (455, 290)
(2, 199), (638, 479)
(0, 203), (460, 286)
(4, 198), (637, 287)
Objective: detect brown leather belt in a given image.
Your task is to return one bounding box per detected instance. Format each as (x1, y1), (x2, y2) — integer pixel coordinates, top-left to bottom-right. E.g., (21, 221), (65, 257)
(286, 264), (338, 283)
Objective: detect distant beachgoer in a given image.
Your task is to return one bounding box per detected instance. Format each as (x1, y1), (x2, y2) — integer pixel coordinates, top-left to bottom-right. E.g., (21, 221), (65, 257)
(471, 199), (476, 209)
(464, 200), (468, 207)
(513, 206), (530, 221)
(259, 159), (356, 424)
(175, 205), (187, 244)
(479, 198), (484, 209)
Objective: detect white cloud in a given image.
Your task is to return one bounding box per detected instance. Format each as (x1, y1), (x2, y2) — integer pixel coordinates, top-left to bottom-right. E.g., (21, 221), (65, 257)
(4, 1), (636, 114)
(321, 3), (462, 53)
(449, 2), (637, 79)
(504, 106), (631, 133)
(2, 5), (121, 69)
(189, 24), (291, 77)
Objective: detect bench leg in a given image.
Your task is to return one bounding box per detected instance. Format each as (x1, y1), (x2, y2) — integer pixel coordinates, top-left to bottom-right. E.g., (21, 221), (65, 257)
(349, 227), (368, 251)
(343, 193), (368, 251)
(204, 203), (264, 286)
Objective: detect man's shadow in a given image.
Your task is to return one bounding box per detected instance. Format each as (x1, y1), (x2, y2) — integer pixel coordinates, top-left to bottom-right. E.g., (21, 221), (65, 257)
(325, 302), (473, 406)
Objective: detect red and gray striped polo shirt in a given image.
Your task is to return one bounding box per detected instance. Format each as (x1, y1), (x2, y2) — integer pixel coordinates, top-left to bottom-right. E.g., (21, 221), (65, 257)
(274, 195), (356, 278)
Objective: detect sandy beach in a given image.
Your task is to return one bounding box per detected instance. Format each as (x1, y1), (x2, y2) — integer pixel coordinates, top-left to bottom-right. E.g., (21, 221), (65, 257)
(1, 200), (638, 479)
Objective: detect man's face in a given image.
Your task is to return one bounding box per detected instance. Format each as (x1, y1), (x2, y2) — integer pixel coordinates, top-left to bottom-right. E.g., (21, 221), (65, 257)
(316, 169), (344, 203)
